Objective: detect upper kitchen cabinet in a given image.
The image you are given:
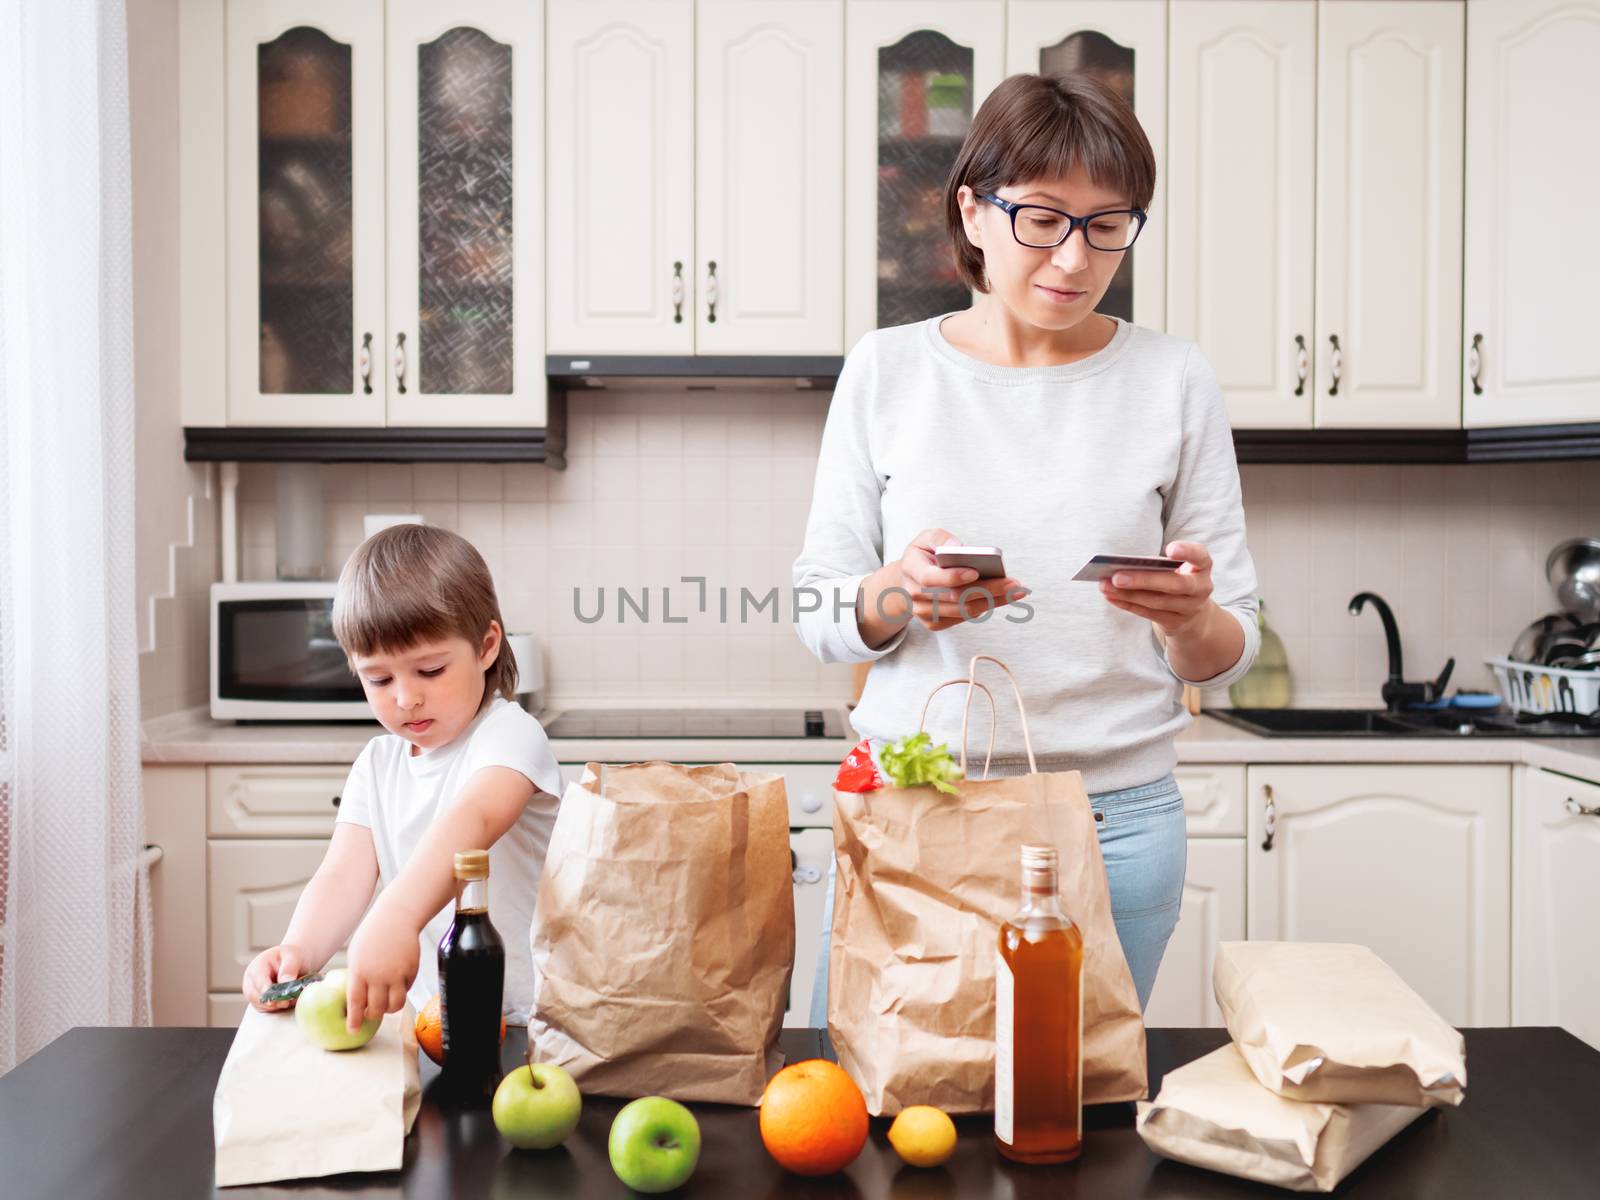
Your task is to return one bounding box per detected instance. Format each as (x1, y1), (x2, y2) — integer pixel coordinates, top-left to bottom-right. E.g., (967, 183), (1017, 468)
(1315, 1), (1463, 429)
(844, 0), (1005, 348)
(384, 0), (545, 424)
(226, 1), (386, 426)
(1464, 0), (1600, 428)
(221, 0), (547, 428)
(1167, 1), (1316, 429)
(546, 0), (843, 357)
(1006, 1), (1168, 331)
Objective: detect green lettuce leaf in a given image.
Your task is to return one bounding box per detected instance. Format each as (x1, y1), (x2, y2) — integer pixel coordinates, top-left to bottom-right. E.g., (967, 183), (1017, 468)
(879, 730), (964, 794)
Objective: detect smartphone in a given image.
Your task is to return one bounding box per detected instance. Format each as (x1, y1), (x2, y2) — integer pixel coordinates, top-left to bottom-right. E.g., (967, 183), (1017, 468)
(933, 545), (1007, 579)
(1071, 553), (1184, 582)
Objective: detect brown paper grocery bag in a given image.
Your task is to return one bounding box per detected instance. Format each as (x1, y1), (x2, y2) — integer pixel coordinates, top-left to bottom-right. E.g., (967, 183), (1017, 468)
(213, 1005), (421, 1187)
(1136, 1043), (1428, 1192)
(1214, 941), (1467, 1108)
(828, 655), (1147, 1115)
(528, 761), (794, 1104)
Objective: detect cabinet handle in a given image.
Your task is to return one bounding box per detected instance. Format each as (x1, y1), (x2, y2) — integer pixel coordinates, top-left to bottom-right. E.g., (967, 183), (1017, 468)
(359, 333), (373, 395)
(1261, 783), (1277, 852)
(393, 332), (408, 395)
(1293, 335), (1308, 396)
(1328, 334), (1342, 397)
(671, 261), (685, 324)
(332, 795), (341, 809)
(705, 260), (719, 324)
(1469, 333), (1484, 396)
(1567, 797), (1600, 818)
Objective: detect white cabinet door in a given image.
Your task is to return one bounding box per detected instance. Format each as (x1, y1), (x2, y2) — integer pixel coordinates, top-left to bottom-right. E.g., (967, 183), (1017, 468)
(695, 0), (844, 355)
(386, 0), (546, 425)
(1514, 768), (1600, 1050)
(225, 0), (387, 425)
(1247, 764), (1511, 1026)
(788, 827), (833, 1028)
(844, 0), (1006, 347)
(1175, 764), (1247, 837)
(207, 764), (347, 837)
(1144, 838), (1246, 1028)
(208, 838), (345, 991)
(1463, 0), (1600, 427)
(1168, 1), (1316, 429)
(1005, 0), (1168, 331)
(546, 0), (695, 354)
(1314, 1), (1463, 429)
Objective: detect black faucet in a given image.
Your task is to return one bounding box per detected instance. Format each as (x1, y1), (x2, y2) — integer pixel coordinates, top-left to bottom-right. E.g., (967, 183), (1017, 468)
(1348, 592), (1455, 711)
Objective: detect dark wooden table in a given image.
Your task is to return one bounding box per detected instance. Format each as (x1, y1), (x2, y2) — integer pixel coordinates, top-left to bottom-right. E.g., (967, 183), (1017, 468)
(4, 1025), (1598, 1198)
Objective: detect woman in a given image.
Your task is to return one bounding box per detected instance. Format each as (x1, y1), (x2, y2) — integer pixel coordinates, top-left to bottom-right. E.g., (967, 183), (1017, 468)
(794, 73), (1259, 1021)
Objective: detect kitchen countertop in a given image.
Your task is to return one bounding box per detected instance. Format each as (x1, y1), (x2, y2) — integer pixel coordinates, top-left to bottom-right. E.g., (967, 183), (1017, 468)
(6, 1024), (1597, 1199)
(141, 705), (1600, 781)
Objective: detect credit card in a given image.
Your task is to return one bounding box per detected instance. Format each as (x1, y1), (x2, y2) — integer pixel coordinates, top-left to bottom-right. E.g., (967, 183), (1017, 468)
(1072, 553), (1184, 582)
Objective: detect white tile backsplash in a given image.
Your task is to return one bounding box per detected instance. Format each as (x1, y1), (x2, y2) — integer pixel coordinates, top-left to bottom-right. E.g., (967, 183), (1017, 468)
(212, 395), (1598, 709)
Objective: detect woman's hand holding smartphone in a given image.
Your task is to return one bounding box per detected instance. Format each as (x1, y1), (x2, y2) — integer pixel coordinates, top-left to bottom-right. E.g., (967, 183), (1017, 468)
(893, 529), (1030, 632)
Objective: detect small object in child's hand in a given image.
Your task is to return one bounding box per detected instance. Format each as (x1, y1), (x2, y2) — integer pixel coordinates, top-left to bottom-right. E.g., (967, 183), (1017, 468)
(880, 731), (964, 794)
(258, 973), (324, 1006)
(834, 738), (886, 793)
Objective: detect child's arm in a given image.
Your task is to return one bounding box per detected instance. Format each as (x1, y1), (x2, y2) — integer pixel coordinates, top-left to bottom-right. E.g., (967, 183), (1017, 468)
(342, 766), (538, 1032)
(241, 823), (380, 1011)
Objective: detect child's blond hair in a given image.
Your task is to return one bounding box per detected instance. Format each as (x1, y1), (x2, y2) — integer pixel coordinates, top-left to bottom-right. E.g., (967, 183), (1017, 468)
(333, 523), (517, 708)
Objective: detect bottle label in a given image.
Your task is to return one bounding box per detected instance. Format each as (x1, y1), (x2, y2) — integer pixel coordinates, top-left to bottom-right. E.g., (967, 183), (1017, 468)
(994, 949), (1013, 1145)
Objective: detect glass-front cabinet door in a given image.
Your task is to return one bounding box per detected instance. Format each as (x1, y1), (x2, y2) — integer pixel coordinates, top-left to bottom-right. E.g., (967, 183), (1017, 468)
(386, 0), (545, 425)
(845, 1), (1005, 347)
(1006, 1), (1167, 331)
(226, 0), (385, 425)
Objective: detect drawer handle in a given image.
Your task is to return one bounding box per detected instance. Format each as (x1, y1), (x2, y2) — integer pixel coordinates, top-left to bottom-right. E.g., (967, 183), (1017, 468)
(1261, 783), (1277, 852)
(1567, 797), (1600, 818)
(793, 865), (822, 885)
(331, 795), (341, 809)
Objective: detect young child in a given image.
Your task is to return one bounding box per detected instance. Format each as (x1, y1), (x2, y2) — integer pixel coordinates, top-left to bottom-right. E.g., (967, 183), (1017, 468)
(242, 523), (563, 1033)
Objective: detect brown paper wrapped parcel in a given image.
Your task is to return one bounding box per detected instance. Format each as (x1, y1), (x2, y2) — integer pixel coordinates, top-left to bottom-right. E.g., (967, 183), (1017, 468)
(1214, 941), (1466, 1107)
(213, 1005), (421, 1187)
(528, 761), (794, 1105)
(1136, 1043), (1429, 1192)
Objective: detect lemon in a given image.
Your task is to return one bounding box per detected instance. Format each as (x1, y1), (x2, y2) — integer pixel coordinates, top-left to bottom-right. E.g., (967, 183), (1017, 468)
(887, 1104), (957, 1167)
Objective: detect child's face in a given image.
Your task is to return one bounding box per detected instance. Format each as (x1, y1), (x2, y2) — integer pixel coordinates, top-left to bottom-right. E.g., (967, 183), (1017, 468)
(350, 624), (502, 754)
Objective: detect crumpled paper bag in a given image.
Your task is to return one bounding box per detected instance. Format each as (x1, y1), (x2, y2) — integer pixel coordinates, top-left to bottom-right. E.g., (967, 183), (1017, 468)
(213, 1004), (420, 1187)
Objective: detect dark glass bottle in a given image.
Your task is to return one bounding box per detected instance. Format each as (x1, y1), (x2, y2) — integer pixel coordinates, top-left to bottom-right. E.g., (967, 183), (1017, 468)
(437, 849), (505, 1104)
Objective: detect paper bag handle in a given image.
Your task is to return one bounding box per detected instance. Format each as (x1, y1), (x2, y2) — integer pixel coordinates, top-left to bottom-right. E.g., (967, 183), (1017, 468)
(961, 656), (1037, 777)
(917, 679), (997, 781)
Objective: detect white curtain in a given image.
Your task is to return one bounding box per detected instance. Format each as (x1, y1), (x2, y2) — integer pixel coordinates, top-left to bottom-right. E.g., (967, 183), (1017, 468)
(0, 0), (151, 1074)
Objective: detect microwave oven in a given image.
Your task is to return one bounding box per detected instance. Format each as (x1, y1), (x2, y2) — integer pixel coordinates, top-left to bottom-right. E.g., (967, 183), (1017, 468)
(210, 581), (373, 720)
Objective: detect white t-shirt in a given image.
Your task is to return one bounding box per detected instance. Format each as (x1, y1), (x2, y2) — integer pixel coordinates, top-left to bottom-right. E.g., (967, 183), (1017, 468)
(334, 695), (564, 1024)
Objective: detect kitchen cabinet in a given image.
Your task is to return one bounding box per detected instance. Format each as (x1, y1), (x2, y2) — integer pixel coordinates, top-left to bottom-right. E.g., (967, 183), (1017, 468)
(1005, 0), (1168, 331)
(222, 0), (546, 427)
(1513, 767), (1600, 1051)
(1144, 838), (1246, 1028)
(844, 0), (1005, 347)
(1246, 763), (1511, 1026)
(1169, 2), (1463, 431)
(145, 766), (209, 1027)
(788, 827), (833, 1029)
(546, 0), (843, 356)
(1463, 0), (1600, 428)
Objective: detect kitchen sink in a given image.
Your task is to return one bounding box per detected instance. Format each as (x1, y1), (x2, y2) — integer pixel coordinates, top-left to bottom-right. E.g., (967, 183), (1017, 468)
(1211, 708), (1432, 737)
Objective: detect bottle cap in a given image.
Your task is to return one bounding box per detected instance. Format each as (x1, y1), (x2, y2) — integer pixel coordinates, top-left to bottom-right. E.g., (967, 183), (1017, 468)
(1020, 843), (1058, 871)
(454, 849), (489, 880)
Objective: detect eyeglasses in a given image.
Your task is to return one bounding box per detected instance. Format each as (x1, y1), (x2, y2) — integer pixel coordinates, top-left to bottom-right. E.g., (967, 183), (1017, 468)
(975, 192), (1147, 251)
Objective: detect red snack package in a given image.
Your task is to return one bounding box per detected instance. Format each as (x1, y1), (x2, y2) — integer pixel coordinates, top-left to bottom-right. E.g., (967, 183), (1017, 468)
(834, 737), (885, 793)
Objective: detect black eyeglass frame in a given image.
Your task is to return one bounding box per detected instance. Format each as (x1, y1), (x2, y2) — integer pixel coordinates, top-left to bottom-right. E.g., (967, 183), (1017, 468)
(975, 191), (1148, 251)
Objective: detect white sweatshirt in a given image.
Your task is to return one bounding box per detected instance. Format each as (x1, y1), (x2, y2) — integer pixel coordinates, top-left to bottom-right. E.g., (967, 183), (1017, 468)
(792, 313), (1259, 794)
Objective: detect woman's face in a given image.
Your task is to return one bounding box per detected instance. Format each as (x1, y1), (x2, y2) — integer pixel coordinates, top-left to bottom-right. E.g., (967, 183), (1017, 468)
(957, 164), (1132, 332)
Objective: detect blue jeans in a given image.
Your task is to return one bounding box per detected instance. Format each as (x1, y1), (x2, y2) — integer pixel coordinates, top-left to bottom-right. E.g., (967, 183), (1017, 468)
(808, 772), (1187, 1028)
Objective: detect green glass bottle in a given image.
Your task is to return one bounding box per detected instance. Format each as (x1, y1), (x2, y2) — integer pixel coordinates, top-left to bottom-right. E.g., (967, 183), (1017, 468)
(1228, 599), (1291, 709)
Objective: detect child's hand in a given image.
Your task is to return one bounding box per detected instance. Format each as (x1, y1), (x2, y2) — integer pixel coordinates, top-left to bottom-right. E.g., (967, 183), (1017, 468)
(243, 943), (310, 1012)
(344, 909), (420, 1033)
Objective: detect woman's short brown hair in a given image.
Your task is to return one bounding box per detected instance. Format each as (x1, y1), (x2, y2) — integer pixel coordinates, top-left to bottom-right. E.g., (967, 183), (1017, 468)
(333, 523), (516, 708)
(944, 72), (1156, 293)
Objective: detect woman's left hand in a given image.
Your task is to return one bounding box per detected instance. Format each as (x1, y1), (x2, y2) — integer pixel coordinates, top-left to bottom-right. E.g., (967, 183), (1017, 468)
(1099, 540), (1215, 637)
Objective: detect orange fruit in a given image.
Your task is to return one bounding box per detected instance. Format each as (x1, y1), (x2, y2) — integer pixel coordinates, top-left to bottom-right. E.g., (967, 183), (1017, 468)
(415, 993), (506, 1066)
(758, 1059), (869, 1176)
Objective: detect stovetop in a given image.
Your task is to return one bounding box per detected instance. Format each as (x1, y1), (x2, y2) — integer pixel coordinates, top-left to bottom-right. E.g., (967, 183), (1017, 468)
(1398, 707), (1600, 737)
(537, 707), (848, 740)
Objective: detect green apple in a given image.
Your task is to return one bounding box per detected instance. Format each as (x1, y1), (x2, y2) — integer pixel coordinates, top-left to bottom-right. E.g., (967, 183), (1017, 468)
(608, 1096), (701, 1193)
(493, 1060), (582, 1150)
(294, 968), (380, 1051)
